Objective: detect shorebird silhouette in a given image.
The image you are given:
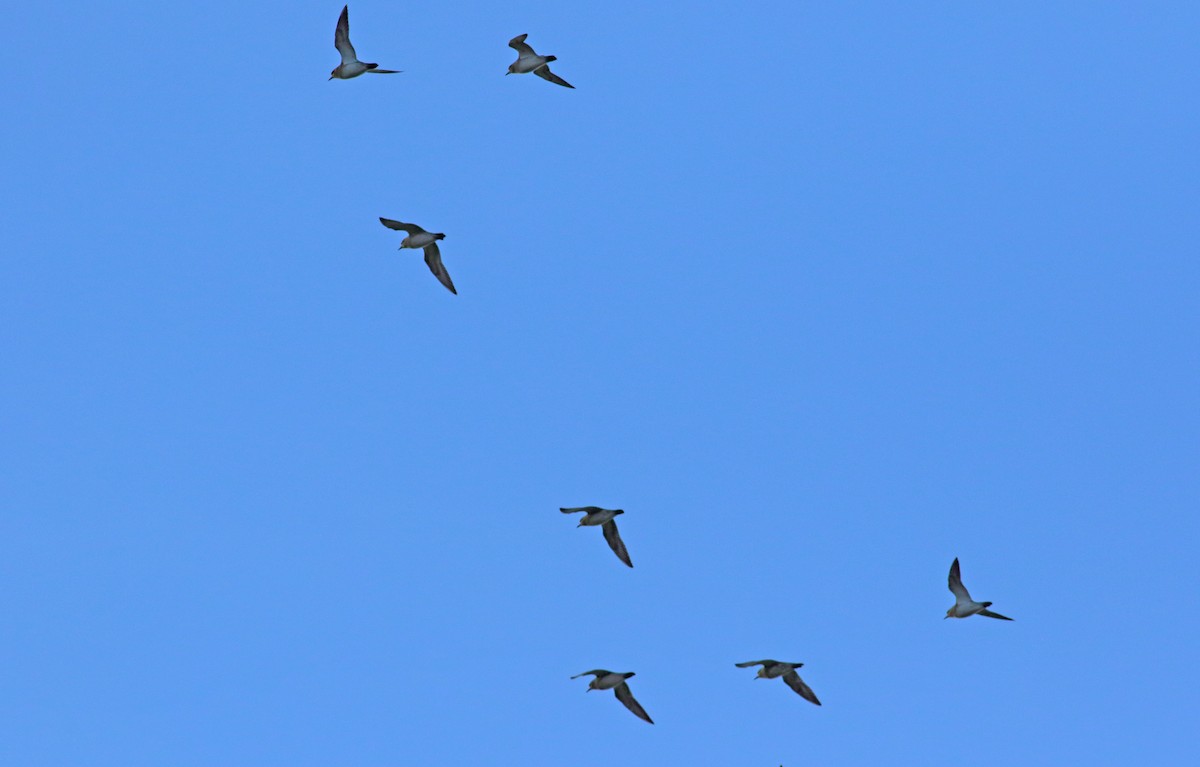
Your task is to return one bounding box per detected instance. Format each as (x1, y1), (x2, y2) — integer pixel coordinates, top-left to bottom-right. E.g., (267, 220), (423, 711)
(330, 6), (401, 80)
(571, 670), (653, 724)
(735, 660), (822, 706)
(378, 218), (456, 294)
(946, 558), (1013, 620)
(560, 507), (633, 567)
(506, 34), (574, 88)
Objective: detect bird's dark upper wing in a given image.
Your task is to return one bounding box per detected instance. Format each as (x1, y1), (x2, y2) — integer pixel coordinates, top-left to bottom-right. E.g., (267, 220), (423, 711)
(508, 33), (536, 57)
(335, 5), (356, 63)
(948, 557), (971, 602)
(423, 243), (457, 295)
(783, 670), (821, 706)
(735, 660), (773, 668)
(379, 218), (424, 234)
(602, 519), (633, 568)
(535, 65), (575, 88)
(978, 609), (1014, 621)
(614, 682), (654, 724)
(560, 506), (603, 514)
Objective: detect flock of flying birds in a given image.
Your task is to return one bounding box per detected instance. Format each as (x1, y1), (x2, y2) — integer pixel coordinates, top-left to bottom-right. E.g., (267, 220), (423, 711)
(327, 3), (1014, 728)
(560, 505), (1012, 722)
(329, 4), (573, 295)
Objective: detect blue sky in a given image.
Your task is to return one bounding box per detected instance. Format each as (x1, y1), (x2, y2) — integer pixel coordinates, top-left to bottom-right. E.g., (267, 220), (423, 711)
(2, 1), (1198, 764)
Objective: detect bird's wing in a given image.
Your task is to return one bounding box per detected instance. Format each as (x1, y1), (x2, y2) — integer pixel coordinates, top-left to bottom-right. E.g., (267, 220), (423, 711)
(379, 218), (423, 234)
(366, 68), (402, 74)
(783, 670), (822, 706)
(560, 506), (603, 514)
(334, 5), (357, 64)
(535, 65), (575, 89)
(570, 670), (607, 679)
(614, 682), (654, 724)
(735, 661), (772, 668)
(978, 609), (1014, 621)
(948, 558), (972, 603)
(602, 519), (633, 568)
(508, 33), (536, 58)
(424, 243), (457, 295)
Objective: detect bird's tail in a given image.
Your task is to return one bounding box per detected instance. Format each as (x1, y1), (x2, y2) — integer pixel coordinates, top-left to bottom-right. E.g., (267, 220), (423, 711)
(434, 233), (446, 240)
(545, 55), (558, 63)
(981, 601), (993, 608)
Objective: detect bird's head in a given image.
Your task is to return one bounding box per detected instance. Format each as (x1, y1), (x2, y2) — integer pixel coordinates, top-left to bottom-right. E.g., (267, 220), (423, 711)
(329, 69), (338, 80)
(945, 607), (956, 619)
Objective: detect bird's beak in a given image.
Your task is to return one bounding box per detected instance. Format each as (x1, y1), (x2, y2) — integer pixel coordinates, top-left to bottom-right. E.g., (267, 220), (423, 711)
(328, 76), (334, 81)
(504, 71), (510, 76)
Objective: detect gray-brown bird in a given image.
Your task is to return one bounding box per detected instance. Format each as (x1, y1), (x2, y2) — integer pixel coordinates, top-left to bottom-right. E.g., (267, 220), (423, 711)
(378, 218), (456, 294)
(560, 507), (632, 567)
(735, 660), (821, 706)
(330, 6), (401, 80)
(570, 670), (653, 724)
(946, 558), (1013, 620)
(506, 34), (574, 88)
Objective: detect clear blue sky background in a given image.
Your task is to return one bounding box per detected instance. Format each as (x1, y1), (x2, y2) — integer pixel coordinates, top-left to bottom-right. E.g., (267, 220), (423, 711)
(2, 1), (1198, 764)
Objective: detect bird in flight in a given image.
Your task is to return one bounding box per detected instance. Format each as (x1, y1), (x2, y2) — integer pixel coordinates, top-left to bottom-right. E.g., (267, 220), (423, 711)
(735, 660), (822, 706)
(570, 670), (653, 724)
(506, 34), (574, 88)
(945, 557), (1013, 620)
(560, 507), (633, 567)
(330, 5), (401, 79)
(378, 218), (456, 294)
